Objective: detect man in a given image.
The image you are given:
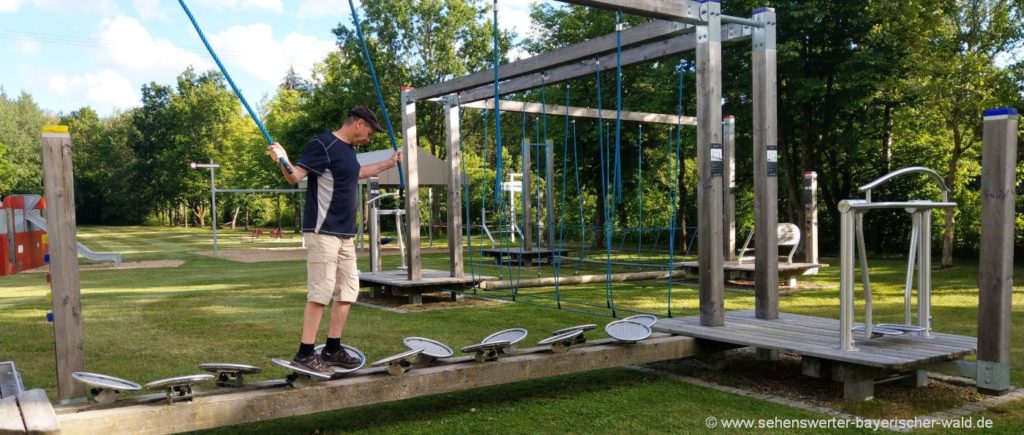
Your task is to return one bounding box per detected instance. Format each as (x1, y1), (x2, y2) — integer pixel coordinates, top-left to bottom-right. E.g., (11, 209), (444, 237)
(268, 106), (401, 374)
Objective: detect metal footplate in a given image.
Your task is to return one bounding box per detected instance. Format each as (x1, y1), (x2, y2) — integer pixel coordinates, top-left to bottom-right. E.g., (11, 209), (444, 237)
(71, 372), (141, 404)
(143, 374), (214, 403)
(605, 320), (652, 344)
(314, 344), (368, 376)
(853, 325), (905, 338)
(403, 337), (455, 365)
(550, 324), (597, 345)
(537, 329), (584, 353)
(621, 314), (658, 328)
(461, 340), (512, 363)
(371, 348), (424, 376)
(198, 363), (262, 388)
(481, 328), (528, 354)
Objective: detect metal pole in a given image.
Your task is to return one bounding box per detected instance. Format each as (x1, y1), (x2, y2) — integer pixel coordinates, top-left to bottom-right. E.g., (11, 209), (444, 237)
(369, 178), (381, 272)
(903, 214), (919, 325)
(917, 210), (932, 337)
(855, 212), (871, 338)
(838, 201), (858, 351)
(210, 159), (217, 257)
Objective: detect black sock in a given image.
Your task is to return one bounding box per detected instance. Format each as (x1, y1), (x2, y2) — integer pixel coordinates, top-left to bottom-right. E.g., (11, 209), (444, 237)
(298, 342), (315, 357)
(324, 337), (341, 353)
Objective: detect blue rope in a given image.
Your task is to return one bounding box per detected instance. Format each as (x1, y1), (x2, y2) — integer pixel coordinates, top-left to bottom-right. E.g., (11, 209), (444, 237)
(345, 0), (404, 190)
(492, 0), (503, 204)
(614, 11), (623, 205)
(176, 0), (291, 173)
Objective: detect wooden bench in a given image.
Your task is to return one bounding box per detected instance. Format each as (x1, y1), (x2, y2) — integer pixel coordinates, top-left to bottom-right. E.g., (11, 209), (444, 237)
(736, 223), (801, 265)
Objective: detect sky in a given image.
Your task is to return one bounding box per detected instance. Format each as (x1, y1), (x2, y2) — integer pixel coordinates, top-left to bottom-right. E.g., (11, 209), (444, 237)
(0, 0), (554, 116)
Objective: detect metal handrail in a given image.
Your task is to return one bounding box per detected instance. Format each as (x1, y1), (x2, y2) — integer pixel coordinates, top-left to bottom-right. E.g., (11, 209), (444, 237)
(858, 167), (951, 202)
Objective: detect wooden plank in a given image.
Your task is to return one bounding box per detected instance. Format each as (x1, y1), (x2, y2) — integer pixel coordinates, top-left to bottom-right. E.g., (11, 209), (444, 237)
(751, 8), (779, 319)
(40, 128), (86, 401)
(521, 139), (533, 259)
(444, 97), (464, 278)
(400, 89), (422, 280)
(977, 109), (1017, 364)
(0, 395), (25, 434)
(545, 140), (555, 250)
(56, 336), (697, 434)
(360, 269), (484, 288)
(696, 1), (724, 327)
(461, 99), (695, 126)
(16, 389), (58, 434)
(555, 0), (704, 23)
(458, 24), (752, 103)
(414, 19), (691, 100)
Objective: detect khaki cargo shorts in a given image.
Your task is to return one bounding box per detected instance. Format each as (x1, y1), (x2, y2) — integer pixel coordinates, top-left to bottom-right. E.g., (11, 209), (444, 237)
(304, 232), (359, 305)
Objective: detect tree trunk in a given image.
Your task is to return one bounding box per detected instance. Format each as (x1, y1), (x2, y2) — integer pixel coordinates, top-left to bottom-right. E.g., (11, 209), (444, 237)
(941, 127), (965, 268)
(230, 206), (239, 229)
(880, 103), (893, 177)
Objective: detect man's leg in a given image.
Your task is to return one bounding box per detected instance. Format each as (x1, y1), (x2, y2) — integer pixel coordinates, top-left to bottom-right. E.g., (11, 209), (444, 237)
(292, 233), (339, 373)
(321, 237), (362, 368)
(301, 301), (327, 344)
(327, 301), (351, 338)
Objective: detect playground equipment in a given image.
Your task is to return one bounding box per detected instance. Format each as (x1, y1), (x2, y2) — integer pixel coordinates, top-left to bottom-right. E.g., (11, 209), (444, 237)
(2, 195), (121, 274)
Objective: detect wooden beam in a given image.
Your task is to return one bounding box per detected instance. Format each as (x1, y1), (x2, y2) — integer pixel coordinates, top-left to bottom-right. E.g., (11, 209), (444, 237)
(696, 2), (724, 327)
(554, 0), (705, 23)
(545, 140), (555, 250)
(400, 88), (422, 280)
(521, 139), (533, 259)
(443, 96), (464, 278)
(722, 115), (736, 261)
(479, 270), (690, 290)
(976, 107), (1017, 395)
(461, 99), (695, 126)
(56, 336), (697, 434)
(803, 172), (818, 265)
(457, 24), (752, 103)
(751, 8), (779, 319)
(414, 20), (691, 101)
(40, 127), (86, 401)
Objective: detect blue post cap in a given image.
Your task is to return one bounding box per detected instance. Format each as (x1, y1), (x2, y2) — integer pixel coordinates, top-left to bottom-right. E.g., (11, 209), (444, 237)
(46, 311), (54, 323)
(753, 7), (773, 14)
(44, 253), (49, 264)
(983, 108), (1018, 117)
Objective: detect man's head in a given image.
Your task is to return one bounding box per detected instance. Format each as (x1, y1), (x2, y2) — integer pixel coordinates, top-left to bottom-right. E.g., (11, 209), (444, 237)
(342, 106), (385, 145)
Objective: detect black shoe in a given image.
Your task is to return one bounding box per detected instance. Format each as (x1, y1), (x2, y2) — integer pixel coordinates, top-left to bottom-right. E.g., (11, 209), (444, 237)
(321, 347), (361, 369)
(292, 353), (334, 375)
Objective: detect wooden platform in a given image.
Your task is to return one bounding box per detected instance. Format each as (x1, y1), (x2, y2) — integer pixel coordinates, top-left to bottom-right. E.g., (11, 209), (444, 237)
(678, 261), (822, 286)
(359, 269), (491, 304)
(654, 310), (977, 400)
(479, 248), (567, 265)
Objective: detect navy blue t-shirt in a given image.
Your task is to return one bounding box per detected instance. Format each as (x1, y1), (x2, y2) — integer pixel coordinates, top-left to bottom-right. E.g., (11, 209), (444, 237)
(297, 132), (361, 236)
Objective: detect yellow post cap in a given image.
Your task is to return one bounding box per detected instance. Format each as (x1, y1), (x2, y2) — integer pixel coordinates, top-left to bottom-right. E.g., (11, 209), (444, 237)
(42, 125), (69, 133)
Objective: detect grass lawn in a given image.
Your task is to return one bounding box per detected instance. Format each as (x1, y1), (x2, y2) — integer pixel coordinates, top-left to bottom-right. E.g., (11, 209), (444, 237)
(1, 225), (1022, 434)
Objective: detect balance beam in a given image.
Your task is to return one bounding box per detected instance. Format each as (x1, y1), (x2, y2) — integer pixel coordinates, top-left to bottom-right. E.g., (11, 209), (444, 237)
(55, 335), (696, 434)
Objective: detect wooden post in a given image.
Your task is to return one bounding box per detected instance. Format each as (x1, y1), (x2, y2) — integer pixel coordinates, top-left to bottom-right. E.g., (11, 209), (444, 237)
(696, 0), (724, 326)
(977, 107), (1017, 395)
(521, 139), (533, 264)
(545, 139), (555, 250)
(444, 96), (464, 277)
(400, 87), (422, 280)
(723, 115), (736, 261)
(803, 171), (818, 265)
(752, 7), (779, 319)
(40, 125), (86, 401)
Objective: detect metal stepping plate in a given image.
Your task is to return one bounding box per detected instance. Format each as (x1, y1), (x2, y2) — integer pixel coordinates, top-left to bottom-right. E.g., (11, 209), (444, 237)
(461, 340), (512, 363)
(314, 344), (367, 374)
(371, 348), (425, 376)
(72, 372), (141, 404)
(271, 358), (331, 381)
(403, 337), (455, 359)
(537, 329), (583, 353)
(876, 323), (928, 333)
(551, 324), (597, 336)
(605, 320), (652, 344)
(482, 328), (528, 353)
(853, 325), (905, 337)
(621, 314), (658, 328)
(198, 363), (262, 388)
(143, 374), (214, 403)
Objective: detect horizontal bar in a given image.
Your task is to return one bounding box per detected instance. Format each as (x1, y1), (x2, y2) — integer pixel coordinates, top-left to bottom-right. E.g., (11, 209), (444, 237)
(461, 99), (696, 126)
(555, 0), (704, 23)
(215, 189), (305, 194)
(55, 336), (697, 434)
(458, 23), (752, 103)
(413, 19), (692, 101)
(721, 15), (763, 28)
(838, 200), (958, 212)
(858, 166), (951, 193)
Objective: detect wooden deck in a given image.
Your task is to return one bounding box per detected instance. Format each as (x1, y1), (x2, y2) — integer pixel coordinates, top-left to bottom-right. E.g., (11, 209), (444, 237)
(653, 310), (976, 371)
(678, 261), (822, 286)
(479, 248), (567, 265)
(359, 269), (491, 304)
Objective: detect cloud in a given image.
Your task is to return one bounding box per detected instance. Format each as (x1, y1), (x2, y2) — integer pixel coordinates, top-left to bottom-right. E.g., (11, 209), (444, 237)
(209, 23), (336, 85)
(0, 0), (19, 13)
(30, 0), (119, 15)
(49, 69), (140, 109)
(96, 15), (211, 77)
(500, 1), (539, 37)
(296, 0), (348, 19)
(132, 0), (167, 21)
(18, 39), (38, 55)
(193, 0), (283, 14)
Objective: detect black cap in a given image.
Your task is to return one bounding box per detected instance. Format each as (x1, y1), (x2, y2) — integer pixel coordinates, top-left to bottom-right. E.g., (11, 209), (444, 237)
(348, 106), (385, 133)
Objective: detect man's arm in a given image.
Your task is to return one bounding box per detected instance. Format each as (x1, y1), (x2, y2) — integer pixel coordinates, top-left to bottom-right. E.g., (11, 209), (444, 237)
(268, 143), (309, 185)
(359, 151), (402, 179)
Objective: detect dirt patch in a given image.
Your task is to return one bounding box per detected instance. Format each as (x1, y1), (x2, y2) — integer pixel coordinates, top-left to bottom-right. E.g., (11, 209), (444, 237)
(355, 291), (509, 313)
(648, 347), (980, 419)
(24, 260), (185, 273)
